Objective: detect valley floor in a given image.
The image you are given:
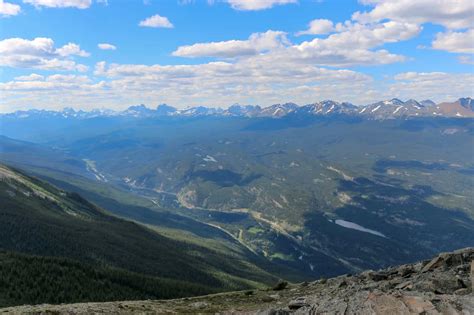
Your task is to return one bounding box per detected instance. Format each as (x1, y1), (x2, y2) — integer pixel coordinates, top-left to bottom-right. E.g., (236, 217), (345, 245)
(2, 248), (473, 314)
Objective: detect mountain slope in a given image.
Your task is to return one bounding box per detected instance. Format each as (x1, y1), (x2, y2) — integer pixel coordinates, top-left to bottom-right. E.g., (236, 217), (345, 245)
(0, 164), (280, 295)
(0, 138), (312, 282)
(0, 251), (211, 308)
(434, 98), (474, 117)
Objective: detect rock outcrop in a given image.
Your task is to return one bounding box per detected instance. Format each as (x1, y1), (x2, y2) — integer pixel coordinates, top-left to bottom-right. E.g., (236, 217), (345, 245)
(1, 248), (473, 314)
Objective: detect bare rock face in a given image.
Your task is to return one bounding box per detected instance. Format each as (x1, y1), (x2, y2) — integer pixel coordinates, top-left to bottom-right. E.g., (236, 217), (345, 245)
(471, 260), (474, 289)
(1, 248), (473, 314)
(288, 248), (474, 315)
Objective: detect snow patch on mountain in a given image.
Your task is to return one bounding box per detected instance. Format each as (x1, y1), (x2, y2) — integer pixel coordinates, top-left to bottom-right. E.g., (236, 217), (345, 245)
(334, 219), (386, 238)
(203, 155), (218, 163)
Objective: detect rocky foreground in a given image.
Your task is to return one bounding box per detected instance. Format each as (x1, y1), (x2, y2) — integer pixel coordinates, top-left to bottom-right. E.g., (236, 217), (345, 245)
(1, 248), (473, 314)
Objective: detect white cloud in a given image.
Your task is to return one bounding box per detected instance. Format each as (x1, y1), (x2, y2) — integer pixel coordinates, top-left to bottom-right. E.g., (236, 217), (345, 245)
(173, 21), (419, 67)
(390, 71), (474, 101)
(23, 0), (92, 9)
(270, 21), (419, 67)
(172, 30), (288, 58)
(352, 1), (474, 60)
(46, 74), (91, 83)
(139, 14), (173, 28)
(432, 29), (474, 53)
(225, 0), (296, 11)
(98, 43), (117, 50)
(14, 73), (44, 81)
(0, 0), (21, 16)
(353, 0), (474, 30)
(0, 74), (97, 97)
(56, 42), (90, 57)
(314, 21), (421, 50)
(296, 19), (334, 35)
(0, 37), (89, 71)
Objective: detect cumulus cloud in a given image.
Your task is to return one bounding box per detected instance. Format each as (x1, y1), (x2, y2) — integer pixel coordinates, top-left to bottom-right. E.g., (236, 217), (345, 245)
(173, 21), (419, 66)
(296, 19), (335, 35)
(281, 22), (417, 66)
(432, 29), (474, 53)
(353, 0), (474, 29)
(139, 14), (173, 28)
(98, 43), (117, 50)
(0, 0), (21, 16)
(0, 37), (89, 71)
(56, 42), (90, 57)
(225, 0), (297, 11)
(352, 0), (474, 61)
(172, 30), (288, 58)
(300, 20), (420, 50)
(23, 0), (92, 9)
(390, 71), (474, 101)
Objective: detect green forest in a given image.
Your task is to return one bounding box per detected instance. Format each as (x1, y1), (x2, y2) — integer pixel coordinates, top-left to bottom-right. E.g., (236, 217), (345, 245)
(0, 251), (215, 308)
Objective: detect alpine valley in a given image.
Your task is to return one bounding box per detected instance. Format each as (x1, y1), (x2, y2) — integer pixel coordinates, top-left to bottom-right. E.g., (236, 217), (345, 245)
(0, 98), (473, 308)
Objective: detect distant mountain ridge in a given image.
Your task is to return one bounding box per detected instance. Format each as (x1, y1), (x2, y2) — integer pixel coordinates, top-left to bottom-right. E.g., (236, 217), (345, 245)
(3, 97), (473, 120)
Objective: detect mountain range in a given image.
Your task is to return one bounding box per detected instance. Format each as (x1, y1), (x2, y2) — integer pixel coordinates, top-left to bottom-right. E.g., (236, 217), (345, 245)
(2, 97), (473, 120)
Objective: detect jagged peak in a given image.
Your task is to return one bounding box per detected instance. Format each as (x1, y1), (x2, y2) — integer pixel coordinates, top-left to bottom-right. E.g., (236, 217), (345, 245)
(381, 98), (404, 106)
(420, 99), (435, 107)
(2, 97), (472, 120)
(404, 99), (421, 106)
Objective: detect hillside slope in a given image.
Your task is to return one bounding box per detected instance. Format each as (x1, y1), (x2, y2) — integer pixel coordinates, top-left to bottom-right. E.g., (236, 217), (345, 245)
(0, 164), (280, 301)
(1, 248), (472, 314)
(0, 251), (211, 308)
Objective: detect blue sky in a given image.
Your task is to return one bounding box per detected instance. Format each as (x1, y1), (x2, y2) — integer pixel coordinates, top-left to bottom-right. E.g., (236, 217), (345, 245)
(0, 0), (473, 112)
